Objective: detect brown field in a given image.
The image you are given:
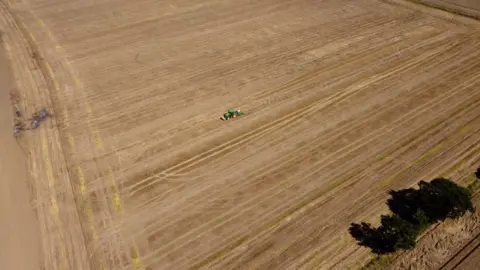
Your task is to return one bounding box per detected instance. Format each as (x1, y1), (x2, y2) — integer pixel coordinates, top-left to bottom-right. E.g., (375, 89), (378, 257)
(423, 0), (480, 10)
(434, 194), (480, 270)
(439, 0), (480, 10)
(1, 0), (480, 269)
(441, 232), (480, 269)
(413, 0), (480, 19)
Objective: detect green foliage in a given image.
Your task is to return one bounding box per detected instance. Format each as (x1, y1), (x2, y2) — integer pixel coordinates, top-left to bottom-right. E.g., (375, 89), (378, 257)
(416, 178), (473, 222)
(413, 210), (429, 233)
(349, 215), (417, 254)
(361, 254), (394, 270)
(468, 176), (480, 192)
(350, 178), (474, 254)
(377, 214), (417, 251)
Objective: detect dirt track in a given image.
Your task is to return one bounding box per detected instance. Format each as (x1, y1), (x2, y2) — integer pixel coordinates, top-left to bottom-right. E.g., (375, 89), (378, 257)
(442, 233), (480, 269)
(437, 194), (480, 270)
(0, 40), (41, 270)
(439, 0), (480, 10)
(1, 0), (480, 269)
(412, 0), (480, 19)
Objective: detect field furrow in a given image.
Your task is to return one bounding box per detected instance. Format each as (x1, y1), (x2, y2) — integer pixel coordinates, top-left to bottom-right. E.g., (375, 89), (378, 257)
(1, 0), (479, 269)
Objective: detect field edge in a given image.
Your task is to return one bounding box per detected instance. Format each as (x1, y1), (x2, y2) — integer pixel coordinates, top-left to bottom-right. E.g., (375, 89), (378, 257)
(0, 1), (90, 269)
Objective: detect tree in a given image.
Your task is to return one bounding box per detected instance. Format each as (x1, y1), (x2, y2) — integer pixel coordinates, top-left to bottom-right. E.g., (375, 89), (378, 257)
(376, 214), (417, 252)
(387, 178), (473, 223)
(412, 209), (429, 233)
(416, 178), (473, 222)
(349, 222), (379, 250)
(387, 188), (420, 223)
(349, 178), (474, 254)
(349, 215), (417, 254)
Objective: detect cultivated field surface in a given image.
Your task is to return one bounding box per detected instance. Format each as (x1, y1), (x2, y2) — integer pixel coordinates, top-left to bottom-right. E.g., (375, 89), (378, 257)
(1, 0), (480, 269)
(414, 0), (480, 19)
(423, 0), (480, 11)
(439, 0), (480, 10)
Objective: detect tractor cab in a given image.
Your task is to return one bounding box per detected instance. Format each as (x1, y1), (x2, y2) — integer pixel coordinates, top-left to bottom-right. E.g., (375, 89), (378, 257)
(221, 108), (244, 120)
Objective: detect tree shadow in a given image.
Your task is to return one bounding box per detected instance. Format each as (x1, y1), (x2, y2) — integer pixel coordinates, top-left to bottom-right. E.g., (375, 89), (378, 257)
(348, 222), (387, 254)
(349, 178), (473, 254)
(387, 188), (419, 223)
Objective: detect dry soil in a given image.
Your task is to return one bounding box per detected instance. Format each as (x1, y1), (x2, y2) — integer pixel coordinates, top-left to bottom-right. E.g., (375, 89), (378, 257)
(0, 0), (479, 269)
(0, 42), (41, 270)
(413, 0), (480, 19)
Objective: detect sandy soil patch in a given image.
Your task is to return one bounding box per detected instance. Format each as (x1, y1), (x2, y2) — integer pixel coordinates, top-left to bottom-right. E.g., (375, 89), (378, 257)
(0, 41), (40, 270)
(410, 0), (480, 19)
(1, 0), (480, 269)
(428, 0), (480, 11)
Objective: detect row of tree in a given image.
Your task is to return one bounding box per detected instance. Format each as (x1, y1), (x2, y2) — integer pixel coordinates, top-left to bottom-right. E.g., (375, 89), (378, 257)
(349, 172), (478, 254)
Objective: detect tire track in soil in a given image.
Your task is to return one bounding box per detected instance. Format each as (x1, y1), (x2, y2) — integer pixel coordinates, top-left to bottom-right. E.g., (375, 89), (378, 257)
(134, 41), (480, 268)
(126, 32), (461, 196)
(8, 1), (143, 268)
(126, 43), (480, 242)
(106, 21), (445, 170)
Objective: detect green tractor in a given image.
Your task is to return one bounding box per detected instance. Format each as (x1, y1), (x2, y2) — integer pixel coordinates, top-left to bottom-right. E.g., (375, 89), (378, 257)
(221, 108), (244, 120)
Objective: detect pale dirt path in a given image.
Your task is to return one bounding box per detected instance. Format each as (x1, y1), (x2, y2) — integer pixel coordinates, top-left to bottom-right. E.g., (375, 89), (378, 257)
(0, 1), (90, 269)
(438, 0), (480, 10)
(0, 39), (41, 270)
(406, 0), (480, 19)
(448, 237), (480, 269)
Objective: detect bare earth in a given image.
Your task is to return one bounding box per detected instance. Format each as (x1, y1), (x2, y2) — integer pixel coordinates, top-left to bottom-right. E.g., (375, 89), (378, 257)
(0, 42), (40, 269)
(391, 191), (480, 269)
(0, 0), (480, 269)
(444, 234), (480, 269)
(414, 0), (480, 19)
(427, 0), (480, 11)
(441, 230), (480, 270)
(440, 0), (480, 10)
